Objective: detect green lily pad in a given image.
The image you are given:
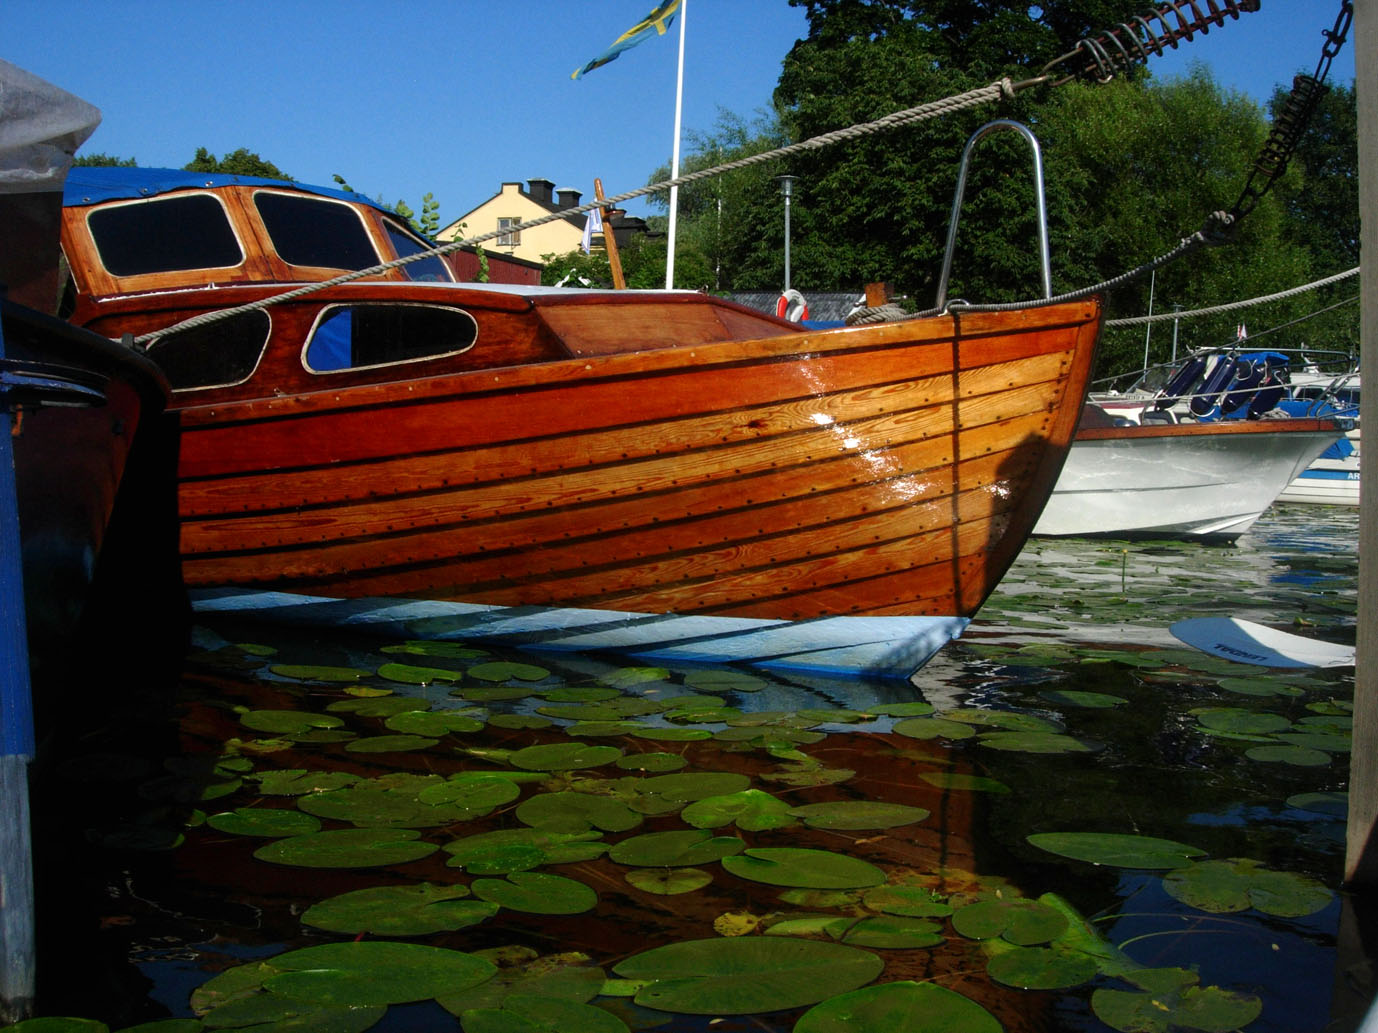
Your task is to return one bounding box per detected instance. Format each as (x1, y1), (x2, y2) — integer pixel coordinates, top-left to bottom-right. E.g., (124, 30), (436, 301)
(268, 665), (370, 682)
(951, 898), (1068, 945)
(625, 867), (715, 895)
(892, 717), (976, 741)
(1214, 676), (1304, 698)
(436, 951), (606, 1014)
(1039, 690), (1127, 708)
(721, 847), (886, 889)
(681, 669), (767, 693)
(1092, 968), (1262, 1033)
(635, 771), (752, 805)
(344, 733), (439, 753)
(376, 662), (465, 685)
(608, 829), (746, 867)
(199, 994), (383, 1032)
(239, 709), (346, 735)
(681, 789), (797, 831)
(614, 937), (884, 1014)
(509, 742), (624, 771)
(472, 871), (598, 914)
(1162, 858), (1333, 917)
(414, 773), (524, 816)
(598, 666), (672, 688)
(468, 661), (552, 682)
(1244, 744), (1332, 766)
(941, 708), (1062, 733)
(861, 885), (953, 918)
(381, 640), (487, 659)
(918, 772), (1010, 793)
(253, 828), (437, 868)
(516, 791), (643, 834)
(614, 752), (687, 772)
(1192, 708), (1292, 735)
(987, 946), (1097, 989)
(0, 1020), (110, 1033)
(262, 941), (496, 1005)
(977, 731), (1099, 754)
(631, 727), (713, 742)
(444, 828), (607, 873)
(788, 801), (929, 830)
(459, 996), (630, 1033)
(1287, 791), (1348, 817)
(296, 782), (465, 828)
(206, 807), (322, 838)
(488, 714), (555, 731)
(1027, 832), (1206, 869)
(384, 710), (485, 736)
(326, 697), (420, 717)
(302, 883), (498, 936)
(824, 914), (944, 949)
(795, 980), (1000, 1033)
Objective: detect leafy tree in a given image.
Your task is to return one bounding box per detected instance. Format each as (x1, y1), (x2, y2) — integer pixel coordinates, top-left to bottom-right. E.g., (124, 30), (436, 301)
(184, 146), (289, 179)
(73, 153), (137, 167)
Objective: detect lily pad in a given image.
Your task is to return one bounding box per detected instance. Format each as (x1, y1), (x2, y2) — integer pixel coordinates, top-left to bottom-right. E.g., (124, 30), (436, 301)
(344, 733), (440, 753)
(1092, 968), (1262, 1033)
(614, 752), (686, 773)
(1162, 858), (1333, 917)
(444, 828), (607, 873)
(892, 717), (976, 741)
(1027, 832), (1206, 870)
(1039, 690), (1127, 708)
(795, 980), (1000, 1033)
(468, 661), (552, 682)
(384, 710), (485, 736)
(207, 807), (322, 838)
(302, 883), (498, 936)
(721, 847), (886, 889)
(824, 914), (944, 949)
(608, 829), (746, 867)
(516, 791), (643, 834)
(861, 885), (953, 918)
(1244, 744), (1332, 766)
(987, 946), (1097, 989)
(681, 789), (797, 832)
(268, 665), (370, 683)
(1286, 791), (1348, 817)
(253, 828), (437, 868)
(614, 937), (885, 1015)
(788, 801), (929, 831)
(471, 871), (598, 915)
(977, 731), (1098, 754)
(509, 742), (624, 771)
(918, 772), (1009, 793)
(459, 996), (630, 1033)
(625, 867), (715, 895)
(681, 669), (768, 693)
(376, 662), (465, 685)
(239, 709), (346, 735)
(951, 898), (1068, 945)
(262, 941), (496, 1005)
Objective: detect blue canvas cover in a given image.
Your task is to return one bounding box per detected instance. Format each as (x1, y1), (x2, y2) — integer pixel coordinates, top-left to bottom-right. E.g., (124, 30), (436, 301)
(63, 166), (388, 212)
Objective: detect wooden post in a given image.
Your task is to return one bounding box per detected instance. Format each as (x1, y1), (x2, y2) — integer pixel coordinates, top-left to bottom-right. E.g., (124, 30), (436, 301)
(1347, 0), (1377, 888)
(0, 301), (37, 1025)
(593, 179), (626, 291)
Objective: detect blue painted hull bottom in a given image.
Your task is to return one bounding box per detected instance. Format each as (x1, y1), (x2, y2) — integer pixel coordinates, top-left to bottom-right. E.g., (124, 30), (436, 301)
(190, 588), (969, 681)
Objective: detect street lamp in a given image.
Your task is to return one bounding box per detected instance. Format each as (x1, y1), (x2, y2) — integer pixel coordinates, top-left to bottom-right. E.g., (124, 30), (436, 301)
(778, 175), (797, 292)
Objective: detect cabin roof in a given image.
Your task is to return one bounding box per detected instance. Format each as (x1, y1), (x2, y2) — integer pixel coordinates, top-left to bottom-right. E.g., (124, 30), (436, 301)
(63, 166), (388, 212)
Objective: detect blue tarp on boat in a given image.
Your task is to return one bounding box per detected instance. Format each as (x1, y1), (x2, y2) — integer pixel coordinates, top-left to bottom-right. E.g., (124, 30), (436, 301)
(63, 166), (386, 212)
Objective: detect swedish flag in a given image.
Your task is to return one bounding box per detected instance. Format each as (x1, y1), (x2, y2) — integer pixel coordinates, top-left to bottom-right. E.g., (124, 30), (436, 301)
(572, 0), (682, 79)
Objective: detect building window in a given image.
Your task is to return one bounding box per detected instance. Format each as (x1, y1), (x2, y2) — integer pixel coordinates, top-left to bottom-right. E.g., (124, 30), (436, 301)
(497, 217), (521, 247)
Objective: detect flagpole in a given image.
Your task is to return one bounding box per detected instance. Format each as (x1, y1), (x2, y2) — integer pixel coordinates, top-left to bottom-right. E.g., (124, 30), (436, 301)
(664, 0), (687, 290)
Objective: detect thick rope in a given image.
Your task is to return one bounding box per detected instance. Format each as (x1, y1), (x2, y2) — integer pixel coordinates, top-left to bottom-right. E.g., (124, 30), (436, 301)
(1104, 265), (1359, 326)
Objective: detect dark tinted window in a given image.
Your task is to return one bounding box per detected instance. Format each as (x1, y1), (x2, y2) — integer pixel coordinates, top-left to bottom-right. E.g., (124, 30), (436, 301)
(305, 305), (476, 372)
(88, 195), (243, 276)
(254, 192), (379, 270)
(145, 310), (270, 390)
(384, 222), (452, 282)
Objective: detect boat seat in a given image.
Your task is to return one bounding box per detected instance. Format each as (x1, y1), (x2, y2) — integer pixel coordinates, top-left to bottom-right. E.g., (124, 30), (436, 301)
(1141, 409), (1176, 424)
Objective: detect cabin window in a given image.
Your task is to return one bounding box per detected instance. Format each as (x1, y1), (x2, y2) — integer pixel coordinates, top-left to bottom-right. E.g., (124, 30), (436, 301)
(383, 221), (453, 282)
(144, 310), (271, 391)
(497, 218), (521, 247)
(253, 191), (380, 270)
(87, 194), (243, 276)
(304, 304), (477, 373)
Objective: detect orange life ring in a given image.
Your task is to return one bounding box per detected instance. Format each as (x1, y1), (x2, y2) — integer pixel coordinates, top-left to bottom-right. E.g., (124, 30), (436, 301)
(776, 289), (809, 322)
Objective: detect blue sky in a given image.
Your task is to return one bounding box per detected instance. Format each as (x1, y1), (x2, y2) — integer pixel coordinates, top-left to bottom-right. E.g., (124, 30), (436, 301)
(5, 1), (1353, 229)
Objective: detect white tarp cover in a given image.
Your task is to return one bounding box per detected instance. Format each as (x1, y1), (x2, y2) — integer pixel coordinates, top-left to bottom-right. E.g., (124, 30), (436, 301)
(0, 59), (100, 193)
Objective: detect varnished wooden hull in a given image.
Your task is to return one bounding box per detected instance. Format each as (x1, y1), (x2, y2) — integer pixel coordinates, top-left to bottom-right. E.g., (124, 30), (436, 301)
(135, 292), (1099, 676)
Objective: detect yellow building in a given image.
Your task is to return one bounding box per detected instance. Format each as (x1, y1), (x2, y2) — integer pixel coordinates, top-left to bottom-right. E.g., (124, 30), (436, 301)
(438, 178), (649, 267)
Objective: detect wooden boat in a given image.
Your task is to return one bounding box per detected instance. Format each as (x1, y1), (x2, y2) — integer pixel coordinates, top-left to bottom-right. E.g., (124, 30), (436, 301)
(1033, 402), (1341, 541)
(58, 168), (1101, 679)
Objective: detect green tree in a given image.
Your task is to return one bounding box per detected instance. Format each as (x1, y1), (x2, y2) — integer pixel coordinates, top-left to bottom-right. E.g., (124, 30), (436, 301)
(184, 146), (289, 179)
(73, 152), (138, 167)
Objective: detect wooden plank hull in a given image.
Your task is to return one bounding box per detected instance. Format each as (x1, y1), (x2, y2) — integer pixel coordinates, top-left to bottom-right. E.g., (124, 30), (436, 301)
(157, 295), (1099, 676)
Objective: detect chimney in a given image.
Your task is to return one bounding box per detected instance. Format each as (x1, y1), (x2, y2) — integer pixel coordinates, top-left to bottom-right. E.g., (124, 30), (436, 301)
(527, 178), (555, 204)
(556, 187), (581, 209)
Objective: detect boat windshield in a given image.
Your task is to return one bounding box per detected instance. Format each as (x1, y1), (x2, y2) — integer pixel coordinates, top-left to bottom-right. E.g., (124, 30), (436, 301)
(86, 193), (244, 276)
(145, 310), (270, 391)
(304, 303), (476, 372)
(383, 221), (453, 282)
(253, 191), (381, 271)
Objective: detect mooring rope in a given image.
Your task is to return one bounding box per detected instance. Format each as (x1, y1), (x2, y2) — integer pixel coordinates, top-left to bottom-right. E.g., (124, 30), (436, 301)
(1104, 266), (1360, 327)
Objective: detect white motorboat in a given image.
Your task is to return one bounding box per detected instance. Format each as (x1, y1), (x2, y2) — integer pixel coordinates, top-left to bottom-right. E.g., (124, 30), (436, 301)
(1033, 403), (1342, 541)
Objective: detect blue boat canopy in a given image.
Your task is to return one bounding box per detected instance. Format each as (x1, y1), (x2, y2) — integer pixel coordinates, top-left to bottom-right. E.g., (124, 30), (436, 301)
(63, 166), (388, 213)
(1238, 350), (1291, 367)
